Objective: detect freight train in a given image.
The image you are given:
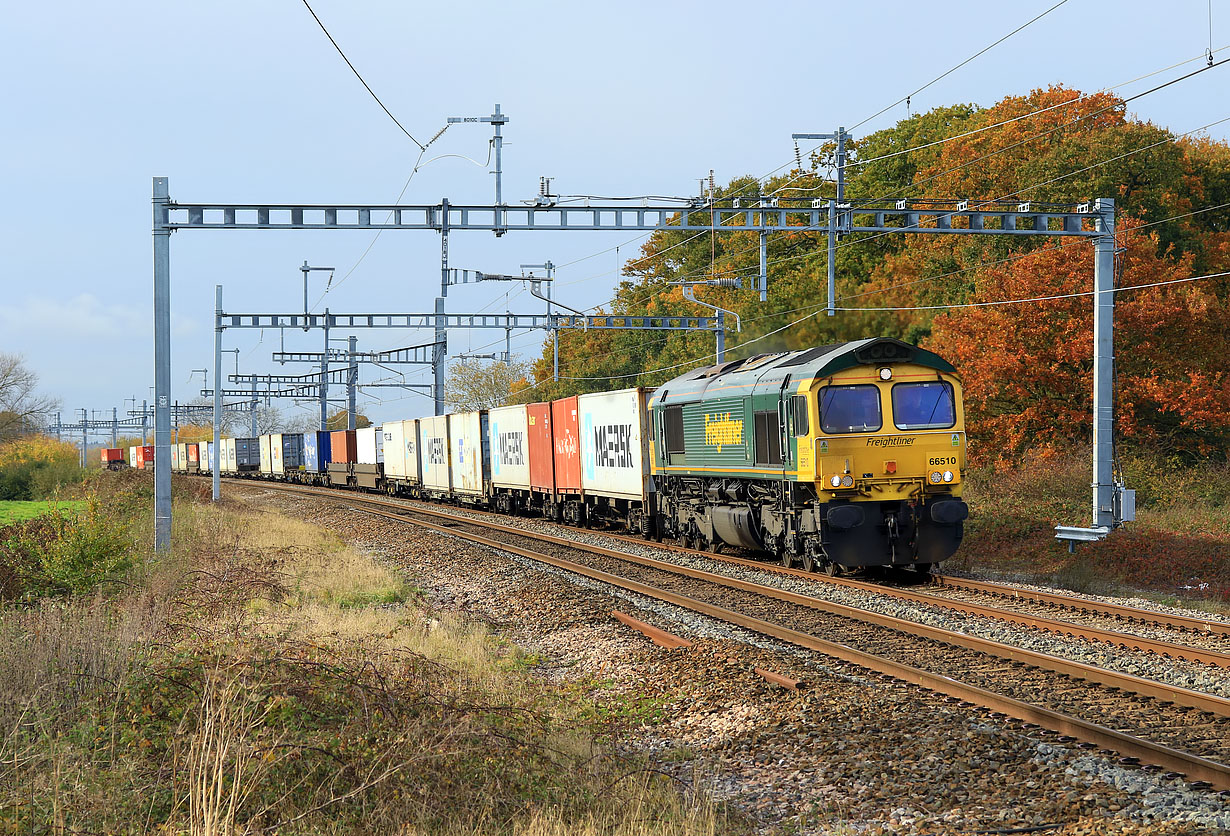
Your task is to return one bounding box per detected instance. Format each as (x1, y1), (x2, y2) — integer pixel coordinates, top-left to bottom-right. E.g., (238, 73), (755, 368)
(166, 338), (969, 574)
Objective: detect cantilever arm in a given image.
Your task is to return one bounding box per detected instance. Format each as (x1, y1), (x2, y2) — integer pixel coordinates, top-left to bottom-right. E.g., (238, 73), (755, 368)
(674, 282), (741, 332)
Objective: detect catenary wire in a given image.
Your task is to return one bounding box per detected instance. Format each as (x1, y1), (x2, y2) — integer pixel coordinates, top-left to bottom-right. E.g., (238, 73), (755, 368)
(583, 46), (1230, 315)
(301, 0), (425, 150)
(847, 0), (1073, 132)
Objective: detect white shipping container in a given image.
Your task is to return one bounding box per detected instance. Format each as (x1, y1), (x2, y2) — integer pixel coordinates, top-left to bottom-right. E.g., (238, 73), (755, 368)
(487, 405), (530, 491)
(222, 438), (236, 473)
(382, 419), (420, 482)
(129, 446), (137, 466)
(171, 444), (181, 471)
(271, 433), (285, 473)
(418, 415), (451, 493)
(578, 388), (651, 502)
(357, 426), (385, 464)
(448, 411), (489, 496)
(200, 441), (210, 472)
(259, 435), (274, 475)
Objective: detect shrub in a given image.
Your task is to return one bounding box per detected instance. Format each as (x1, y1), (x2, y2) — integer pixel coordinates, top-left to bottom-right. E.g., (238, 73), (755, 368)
(0, 435), (83, 500)
(0, 496), (135, 599)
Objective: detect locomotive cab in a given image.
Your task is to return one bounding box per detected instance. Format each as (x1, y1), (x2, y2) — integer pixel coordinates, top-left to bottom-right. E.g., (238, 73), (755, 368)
(803, 352), (969, 569)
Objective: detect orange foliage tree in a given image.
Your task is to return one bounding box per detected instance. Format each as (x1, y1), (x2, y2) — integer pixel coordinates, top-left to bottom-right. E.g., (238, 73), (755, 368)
(927, 219), (1230, 461)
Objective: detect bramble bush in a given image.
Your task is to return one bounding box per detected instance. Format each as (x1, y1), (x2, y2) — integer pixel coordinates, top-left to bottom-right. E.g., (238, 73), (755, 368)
(0, 495), (135, 599)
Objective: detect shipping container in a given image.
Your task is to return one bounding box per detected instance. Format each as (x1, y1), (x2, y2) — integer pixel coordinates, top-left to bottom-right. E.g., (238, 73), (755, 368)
(527, 403), (554, 494)
(551, 397), (582, 496)
(356, 426), (385, 464)
(235, 438), (260, 472)
(418, 415), (451, 494)
(382, 419), (420, 484)
(221, 438), (236, 473)
(488, 405), (530, 491)
(171, 443), (181, 472)
(330, 430), (357, 463)
(448, 411), (489, 497)
(578, 388), (652, 503)
(101, 448), (124, 464)
(302, 431), (332, 473)
(187, 443), (200, 464)
(270, 434), (285, 474)
(139, 445), (155, 469)
(259, 435), (274, 475)
(282, 433), (305, 471)
(199, 441), (210, 473)
(128, 446), (137, 466)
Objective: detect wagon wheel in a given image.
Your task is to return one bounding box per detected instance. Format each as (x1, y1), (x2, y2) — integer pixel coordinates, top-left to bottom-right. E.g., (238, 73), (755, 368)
(823, 560), (840, 577)
(800, 548), (816, 573)
(708, 537), (724, 555)
(777, 541), (793, 569)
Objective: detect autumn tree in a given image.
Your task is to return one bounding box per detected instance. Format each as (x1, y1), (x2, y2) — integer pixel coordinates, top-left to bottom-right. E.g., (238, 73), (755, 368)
(0, 435), (82, 499)
(445, 359), (531, 411)
(928, 218), (1230, 460)
(0, 353), (59, 441)
(325, 409), (371, 430)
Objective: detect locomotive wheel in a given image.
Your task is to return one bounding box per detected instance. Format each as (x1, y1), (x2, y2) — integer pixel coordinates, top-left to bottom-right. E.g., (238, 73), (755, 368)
(708, 538), (724, 555)
(779, 549), (793, 569)
(823, 561), (841, 577)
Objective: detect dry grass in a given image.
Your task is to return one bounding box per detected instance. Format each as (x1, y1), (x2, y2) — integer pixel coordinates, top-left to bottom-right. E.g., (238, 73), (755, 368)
(0, 480), (737, 835)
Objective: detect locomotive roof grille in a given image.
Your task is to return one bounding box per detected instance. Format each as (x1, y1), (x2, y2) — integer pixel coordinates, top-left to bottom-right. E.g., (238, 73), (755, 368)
(655, 338), (956, 398)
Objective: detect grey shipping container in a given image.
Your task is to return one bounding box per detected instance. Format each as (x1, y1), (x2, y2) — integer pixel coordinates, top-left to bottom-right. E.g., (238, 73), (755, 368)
(235, 438), (260, 472)
(282, 433), (305, 470)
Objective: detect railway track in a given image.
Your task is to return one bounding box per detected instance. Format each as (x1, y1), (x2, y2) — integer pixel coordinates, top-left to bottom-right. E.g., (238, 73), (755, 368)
(240, 480), (1230, 790)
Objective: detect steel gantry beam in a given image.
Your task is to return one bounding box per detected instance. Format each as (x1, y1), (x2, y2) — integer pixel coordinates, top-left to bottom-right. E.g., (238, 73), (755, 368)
(163, 199), (1100, 237)
(272, 340), (439, 365)
(219, 311), (718, 331)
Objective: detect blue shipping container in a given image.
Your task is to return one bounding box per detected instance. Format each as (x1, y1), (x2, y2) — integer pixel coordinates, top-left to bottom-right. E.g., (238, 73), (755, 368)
(303, 431), (333, 473)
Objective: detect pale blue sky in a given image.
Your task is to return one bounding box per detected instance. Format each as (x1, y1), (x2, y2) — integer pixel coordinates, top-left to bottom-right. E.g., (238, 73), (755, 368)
(2, 1), (1226, 426)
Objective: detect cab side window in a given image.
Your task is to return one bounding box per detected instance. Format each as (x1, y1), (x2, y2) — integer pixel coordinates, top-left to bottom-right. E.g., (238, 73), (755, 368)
(791, 395), (809, 436)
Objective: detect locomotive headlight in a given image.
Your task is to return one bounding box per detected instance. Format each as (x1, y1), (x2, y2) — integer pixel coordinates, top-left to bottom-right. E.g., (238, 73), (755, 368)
(841, 475), (854, 487)
(879, 367), (893, 381)
(943, 470), (955, 483)
(929, 471), (943, 484)
(830, 475), (842, 488)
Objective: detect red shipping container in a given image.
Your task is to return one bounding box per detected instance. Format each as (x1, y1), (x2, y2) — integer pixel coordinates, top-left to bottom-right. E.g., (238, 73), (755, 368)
(187, 443), (200, 463)
(527, 402), (554, 493)
(101, 448), (124, 463)
(330, 430), (357, 463)
(138, 445), (155, 468)
(551, 396), (582, 496)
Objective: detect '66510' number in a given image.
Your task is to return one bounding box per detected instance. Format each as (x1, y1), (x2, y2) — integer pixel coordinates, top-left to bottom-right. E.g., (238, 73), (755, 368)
(929, 456), (958, 466)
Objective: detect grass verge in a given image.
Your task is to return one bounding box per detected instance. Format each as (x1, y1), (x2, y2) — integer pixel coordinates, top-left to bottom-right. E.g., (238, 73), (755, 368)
(0, 475), (735, 835)
(0, 500), (86, 525)
(954, 446), (1230, 611)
